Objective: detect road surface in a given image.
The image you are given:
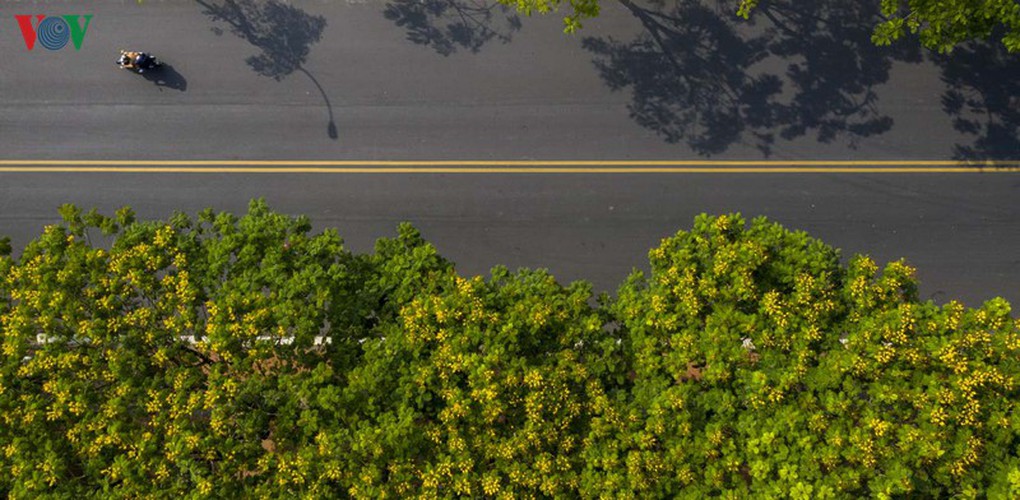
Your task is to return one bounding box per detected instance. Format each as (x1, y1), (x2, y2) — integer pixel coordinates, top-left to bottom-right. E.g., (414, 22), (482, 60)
(1, 0), (1018, 306)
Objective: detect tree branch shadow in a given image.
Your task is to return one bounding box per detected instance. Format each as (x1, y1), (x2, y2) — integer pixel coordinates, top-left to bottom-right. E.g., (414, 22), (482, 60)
(584, 0), (920, 156)
(196, 0), (337, 139)
(383, 0), (521, 55)
(933, 39), (1020, 161)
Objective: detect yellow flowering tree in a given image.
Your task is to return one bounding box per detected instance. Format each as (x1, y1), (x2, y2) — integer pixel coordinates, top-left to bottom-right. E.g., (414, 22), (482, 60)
(336, 262), (610, 497)
(1, 206), (1018, 498)
(585, 214), (1020, 497)
(0, 200), (369, 497)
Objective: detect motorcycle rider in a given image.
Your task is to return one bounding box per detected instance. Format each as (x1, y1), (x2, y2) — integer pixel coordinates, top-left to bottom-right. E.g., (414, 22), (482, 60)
(117, 51), (153, 73)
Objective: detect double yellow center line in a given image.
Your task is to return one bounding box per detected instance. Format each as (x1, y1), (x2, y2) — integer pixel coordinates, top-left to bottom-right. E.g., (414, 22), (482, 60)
(1, 160), (1019, 173)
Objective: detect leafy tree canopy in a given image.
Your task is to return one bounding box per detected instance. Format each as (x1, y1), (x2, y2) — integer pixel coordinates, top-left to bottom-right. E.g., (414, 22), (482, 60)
(499, 0), (600, 32)
(866, 0), (1020, 53)
(1, 202), (1017, 497)
(505, 0), (1020, 52)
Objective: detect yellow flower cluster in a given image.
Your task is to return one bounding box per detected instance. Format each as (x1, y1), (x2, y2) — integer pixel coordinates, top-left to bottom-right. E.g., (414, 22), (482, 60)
(868, 418), (891, 437)
(524, 369), (544, 389)
(762, 291), (790, 330)
(949, 436), (983, 476)
(938, 347), (969, 375)
(482, 473), (502, 496)
(875, 343), (896, 364)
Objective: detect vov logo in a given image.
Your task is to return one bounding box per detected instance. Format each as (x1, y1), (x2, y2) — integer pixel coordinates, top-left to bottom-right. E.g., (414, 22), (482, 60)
(14, 15), (93, 51)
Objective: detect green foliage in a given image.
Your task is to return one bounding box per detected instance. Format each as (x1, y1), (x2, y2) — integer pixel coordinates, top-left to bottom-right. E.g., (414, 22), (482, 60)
(585, 214), (1020, 497)
(869, 0), (1020, 53)
(0, 200), (365, 497)
(584, 214), (848, 496)
(511, 0), (1020, 52)
(1, 205), (1017, 497)
(745, 0), (1020, 53)
(339, 267), (606, 496)
(498, 0), (600, 33)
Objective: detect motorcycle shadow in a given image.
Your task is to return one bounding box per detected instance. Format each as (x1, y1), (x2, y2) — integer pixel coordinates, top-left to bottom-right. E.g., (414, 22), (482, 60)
(141, 63), (188, 92)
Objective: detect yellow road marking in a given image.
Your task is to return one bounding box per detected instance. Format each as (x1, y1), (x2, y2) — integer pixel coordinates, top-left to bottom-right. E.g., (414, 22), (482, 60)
(0, 160), (1018, 173)
(1, 167), (1017, 173)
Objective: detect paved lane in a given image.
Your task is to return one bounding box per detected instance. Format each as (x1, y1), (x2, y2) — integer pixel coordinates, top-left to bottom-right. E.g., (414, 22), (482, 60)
(1, 168), (1017, 307)
(1, 0), (1017, 159)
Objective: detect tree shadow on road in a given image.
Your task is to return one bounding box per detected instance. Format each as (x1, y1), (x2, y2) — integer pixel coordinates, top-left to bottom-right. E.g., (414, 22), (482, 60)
(584, 0), (780, 155)
(584, 0), (919, 156)
(142, 63), (188, 92)
(196, 0), (338, 139)
(383, 0), (521, 55)
(933, 40), (1020, 161)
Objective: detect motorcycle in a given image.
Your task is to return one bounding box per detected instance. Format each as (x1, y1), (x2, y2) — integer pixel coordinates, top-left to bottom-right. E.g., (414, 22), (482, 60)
(116, 50), (163, 74)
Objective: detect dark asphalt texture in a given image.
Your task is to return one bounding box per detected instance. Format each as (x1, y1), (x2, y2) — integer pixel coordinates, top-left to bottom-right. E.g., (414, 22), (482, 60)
(1, 1), (1018, 306)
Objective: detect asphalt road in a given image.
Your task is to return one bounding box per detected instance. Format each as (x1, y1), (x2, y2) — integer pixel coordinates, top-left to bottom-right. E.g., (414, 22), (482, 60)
(1, 1), (1018, 306)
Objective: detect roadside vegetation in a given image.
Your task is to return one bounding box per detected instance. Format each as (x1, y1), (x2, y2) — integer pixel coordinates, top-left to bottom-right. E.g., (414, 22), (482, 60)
(504, 0), (1020, 53)
(1, 201), (1017, 497)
